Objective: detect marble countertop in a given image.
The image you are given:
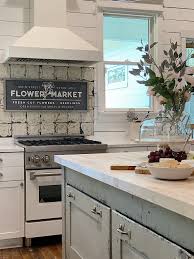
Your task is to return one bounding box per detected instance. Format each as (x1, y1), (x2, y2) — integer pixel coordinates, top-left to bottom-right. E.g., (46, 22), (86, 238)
(0, 138), (24, 152)
(55, 151), (194, 220)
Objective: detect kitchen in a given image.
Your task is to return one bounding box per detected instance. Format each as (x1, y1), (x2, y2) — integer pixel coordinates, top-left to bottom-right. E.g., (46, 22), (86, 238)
(0, 0), (194, 258)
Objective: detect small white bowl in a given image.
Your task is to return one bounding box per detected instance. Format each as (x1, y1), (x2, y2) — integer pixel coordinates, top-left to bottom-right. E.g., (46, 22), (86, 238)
(148, 164), (193, 180)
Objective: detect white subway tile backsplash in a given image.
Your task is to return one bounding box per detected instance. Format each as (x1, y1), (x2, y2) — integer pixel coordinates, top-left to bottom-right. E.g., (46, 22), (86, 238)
(0, 123), (11, 137)
(12, 123), (27, 136)
(40, 66), (55, 80)
(27, 123), (41, 135)
(26, 65), (40, 79)
(81, 122), (93, 136)
(67, 66), (82, 80)
(26, 112), (41, 125)
(12, 112), (26, 123)
(67, 122), (80, 135)
(55, 123), (68, 134)
(55, 67), (68, 80)
(82, 67), (94, 82)
(11, 64), (26, 78)
(0, 64), (10, 78)
(41, 122), (55, 135)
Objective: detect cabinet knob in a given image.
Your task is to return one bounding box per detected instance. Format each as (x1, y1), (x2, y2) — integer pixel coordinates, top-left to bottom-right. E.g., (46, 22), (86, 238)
(20, 182), (24, 187)
(117, 224), (131, 238)
(0, 172), (3, 177)
(0, 158), (3, 162)
(67, 192), (75, 200)
(91, 206), (102, 217)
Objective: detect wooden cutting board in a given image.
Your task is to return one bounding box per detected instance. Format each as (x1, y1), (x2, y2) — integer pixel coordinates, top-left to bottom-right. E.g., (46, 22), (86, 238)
(110, 165), (150, 175)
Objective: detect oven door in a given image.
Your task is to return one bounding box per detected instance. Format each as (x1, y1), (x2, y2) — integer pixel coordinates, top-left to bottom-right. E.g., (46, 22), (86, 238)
(26, 169), (62, 221)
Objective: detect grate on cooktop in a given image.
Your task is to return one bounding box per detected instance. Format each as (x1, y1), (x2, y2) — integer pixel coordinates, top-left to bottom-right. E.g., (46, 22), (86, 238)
(18, 137), (102, 146)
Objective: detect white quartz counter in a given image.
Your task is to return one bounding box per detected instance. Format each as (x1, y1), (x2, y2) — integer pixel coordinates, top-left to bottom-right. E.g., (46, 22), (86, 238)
(55, 151), (194, 221)
(0, 137), (24, 152)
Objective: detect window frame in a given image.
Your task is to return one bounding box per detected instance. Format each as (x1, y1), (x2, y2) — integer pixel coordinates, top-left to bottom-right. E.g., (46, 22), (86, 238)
(96, 11), (158, 113)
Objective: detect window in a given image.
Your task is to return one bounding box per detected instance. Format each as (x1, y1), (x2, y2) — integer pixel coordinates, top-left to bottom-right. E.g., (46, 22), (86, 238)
(103, 14), (153, 110)
(186, 40), (194, 123)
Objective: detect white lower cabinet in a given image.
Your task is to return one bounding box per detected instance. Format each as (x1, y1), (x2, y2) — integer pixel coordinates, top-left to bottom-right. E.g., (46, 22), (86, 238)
(0, 181), (24, 240)
(112, 210), (194, 259)
(66, 185), (111, 259)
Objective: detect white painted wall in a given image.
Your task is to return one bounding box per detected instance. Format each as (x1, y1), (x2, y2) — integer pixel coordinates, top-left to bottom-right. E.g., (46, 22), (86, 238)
(0, 0), (194, 137)
(0, 0), (30, 61)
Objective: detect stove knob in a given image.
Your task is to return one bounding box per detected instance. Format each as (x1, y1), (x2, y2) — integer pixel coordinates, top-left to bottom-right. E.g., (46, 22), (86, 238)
(32, 155), (40, 164)
(42, 155), (50, 164)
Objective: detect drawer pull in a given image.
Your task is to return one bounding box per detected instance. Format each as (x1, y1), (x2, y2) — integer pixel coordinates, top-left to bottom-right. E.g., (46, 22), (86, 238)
(0, 158), (3, 162)
(67, 192), (75, 200)
(117, 224), (131, 237)
(0, 172), (3, 177)
(91, 207), (102, 217)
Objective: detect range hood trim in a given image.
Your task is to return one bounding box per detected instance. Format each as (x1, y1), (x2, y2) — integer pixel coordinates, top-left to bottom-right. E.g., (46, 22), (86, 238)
(5, 45), (102, 63)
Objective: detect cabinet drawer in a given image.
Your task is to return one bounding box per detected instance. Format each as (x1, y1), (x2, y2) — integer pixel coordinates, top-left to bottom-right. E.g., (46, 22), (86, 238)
(112, 210), (194, 259)
(0, 153), (24, 167)
(0, 167), (24, 181)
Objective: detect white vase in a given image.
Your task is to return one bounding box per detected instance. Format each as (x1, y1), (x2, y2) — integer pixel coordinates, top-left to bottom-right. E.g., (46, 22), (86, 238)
(127, 122), (140, 141)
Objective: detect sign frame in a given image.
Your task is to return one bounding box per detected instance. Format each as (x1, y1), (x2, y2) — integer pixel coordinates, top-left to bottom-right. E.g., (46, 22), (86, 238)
(4, 78), (88, 112)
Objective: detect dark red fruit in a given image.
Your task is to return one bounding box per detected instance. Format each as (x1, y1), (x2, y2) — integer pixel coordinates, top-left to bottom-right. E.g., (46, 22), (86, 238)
(149, 158), (155, 163)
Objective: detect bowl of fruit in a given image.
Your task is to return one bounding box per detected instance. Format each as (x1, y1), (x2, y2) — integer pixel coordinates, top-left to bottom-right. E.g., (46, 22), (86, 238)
(147, 146), (192, 180)
(147, 160), (193, 180)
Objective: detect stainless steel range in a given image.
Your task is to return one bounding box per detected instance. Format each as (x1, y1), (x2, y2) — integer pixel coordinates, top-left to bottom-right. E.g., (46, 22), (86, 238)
(15, 135), (107, 245)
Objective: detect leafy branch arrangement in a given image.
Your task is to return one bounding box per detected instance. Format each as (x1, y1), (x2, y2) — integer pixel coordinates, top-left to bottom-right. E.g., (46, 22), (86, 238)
(129, 41), (194, 122)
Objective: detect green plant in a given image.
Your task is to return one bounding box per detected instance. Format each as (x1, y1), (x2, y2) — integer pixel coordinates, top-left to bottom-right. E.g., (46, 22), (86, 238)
(129, 41), (194, 122)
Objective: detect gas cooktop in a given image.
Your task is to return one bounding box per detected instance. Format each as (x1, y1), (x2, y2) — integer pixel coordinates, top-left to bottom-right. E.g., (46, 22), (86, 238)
(18, 137), (101, 147)
(15, 136), (107, 167)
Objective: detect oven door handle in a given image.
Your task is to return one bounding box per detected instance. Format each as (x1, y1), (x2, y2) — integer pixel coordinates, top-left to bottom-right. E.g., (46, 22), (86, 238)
(30, 172), (62, 180)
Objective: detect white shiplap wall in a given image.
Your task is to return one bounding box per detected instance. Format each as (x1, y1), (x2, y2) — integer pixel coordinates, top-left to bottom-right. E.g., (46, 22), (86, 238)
(0, 0), (194, 135)
(0, 0), (30, 60)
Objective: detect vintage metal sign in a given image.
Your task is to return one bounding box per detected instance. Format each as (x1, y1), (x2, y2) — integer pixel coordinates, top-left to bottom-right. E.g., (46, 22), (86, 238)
(5, 79), (88, 111)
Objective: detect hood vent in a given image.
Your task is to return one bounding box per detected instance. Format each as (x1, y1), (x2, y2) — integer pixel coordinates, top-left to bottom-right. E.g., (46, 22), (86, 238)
(7, 58), (86, 66)
(3, 0), (102, 64)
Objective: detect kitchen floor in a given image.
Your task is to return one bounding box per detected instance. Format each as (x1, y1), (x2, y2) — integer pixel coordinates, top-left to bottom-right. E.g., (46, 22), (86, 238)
(0, 236), (62, 259)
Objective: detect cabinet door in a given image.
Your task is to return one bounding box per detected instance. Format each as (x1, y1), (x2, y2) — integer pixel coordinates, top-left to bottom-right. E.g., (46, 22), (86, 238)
(66, 185), (110, 259)
(112, 211), (194, 259)
(0, 181), (24, 240)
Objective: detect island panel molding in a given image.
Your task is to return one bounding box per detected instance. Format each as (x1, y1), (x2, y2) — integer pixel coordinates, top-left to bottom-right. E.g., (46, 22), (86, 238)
(5, 79), (88, 111)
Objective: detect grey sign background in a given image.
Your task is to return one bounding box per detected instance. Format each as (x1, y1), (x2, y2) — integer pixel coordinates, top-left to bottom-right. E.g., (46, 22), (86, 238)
(5, 79), (88, 111)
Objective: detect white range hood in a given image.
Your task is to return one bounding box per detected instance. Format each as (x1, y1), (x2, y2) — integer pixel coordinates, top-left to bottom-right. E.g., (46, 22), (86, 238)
(3, 0), (102, 64)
